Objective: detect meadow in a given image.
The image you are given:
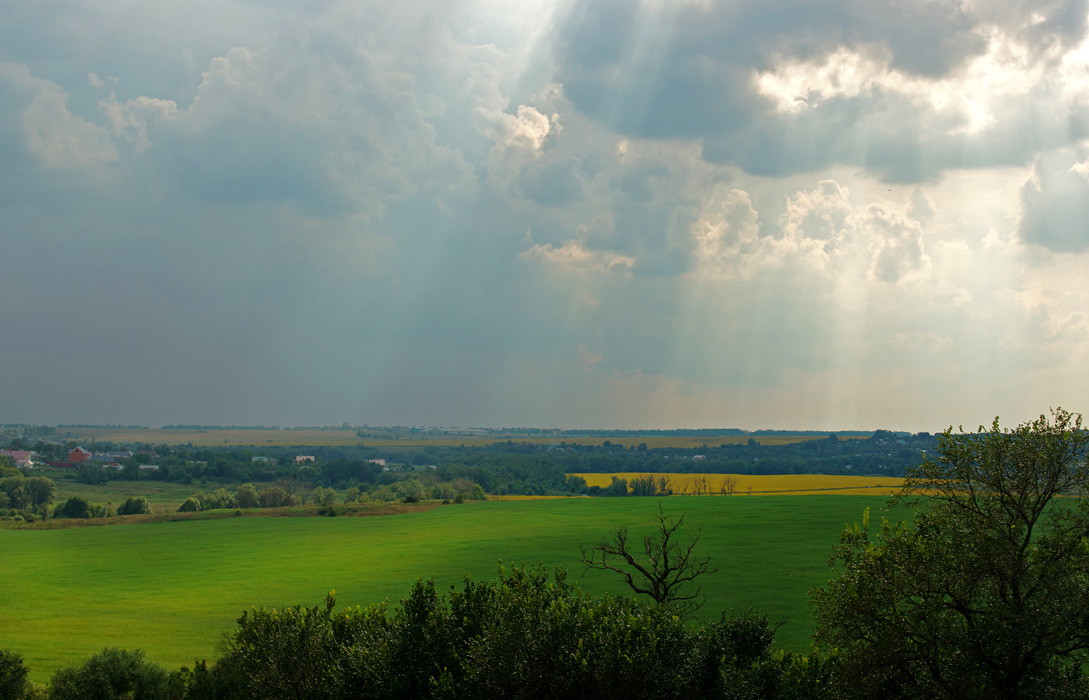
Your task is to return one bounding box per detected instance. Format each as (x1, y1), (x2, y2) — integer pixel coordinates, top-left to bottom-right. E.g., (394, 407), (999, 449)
(0, 494), (907, 682)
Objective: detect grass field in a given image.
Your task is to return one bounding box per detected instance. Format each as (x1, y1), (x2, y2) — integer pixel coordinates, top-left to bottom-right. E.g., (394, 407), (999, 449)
(51, 477), (235, 512)
(572, 473), (905, 495)
(0, 495), (907, 682)
(53, 427), (840, 449)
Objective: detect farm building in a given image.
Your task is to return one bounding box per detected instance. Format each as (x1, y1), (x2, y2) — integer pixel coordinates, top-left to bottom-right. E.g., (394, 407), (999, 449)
(0, 450), (36, 468)
(68, 446), (91, 463)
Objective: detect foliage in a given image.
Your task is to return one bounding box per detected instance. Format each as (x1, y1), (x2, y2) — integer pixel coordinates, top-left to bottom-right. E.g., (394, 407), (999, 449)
(309, 487), (337, 507)
(257, 486), (298, 508)
(0, 458), (18, 478)
(629, 473), (673, 496)
(580, 505), (718, 616)
(189, 488), (234, 511)
(0, 476), (55, 519)
(54, 497), (92, 519)
(47, 648), (168, 700)
(177, 497), (200, 513)
(215, 564), (822, 700)
(813, 409), (1089, 700)
(74, 466), (108, 486)
(233, 484), (260, 509)
(0, 650), (29, 700)
(116, 497), (151, 516)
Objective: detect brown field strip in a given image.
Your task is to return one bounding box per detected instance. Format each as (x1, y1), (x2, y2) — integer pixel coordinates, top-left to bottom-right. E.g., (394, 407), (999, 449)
(569, 473), (905, 496)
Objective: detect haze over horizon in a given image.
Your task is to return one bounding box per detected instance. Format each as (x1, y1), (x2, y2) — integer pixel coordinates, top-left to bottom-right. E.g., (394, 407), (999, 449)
(3, 0), (1088, 434)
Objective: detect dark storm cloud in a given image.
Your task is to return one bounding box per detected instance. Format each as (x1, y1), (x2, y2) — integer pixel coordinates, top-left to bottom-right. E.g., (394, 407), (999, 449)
(552, 0), (986, 138)
(550, 0), (1089, 181)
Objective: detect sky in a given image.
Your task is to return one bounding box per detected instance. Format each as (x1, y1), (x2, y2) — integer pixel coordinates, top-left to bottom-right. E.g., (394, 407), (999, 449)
(2, 0), (1088, 432)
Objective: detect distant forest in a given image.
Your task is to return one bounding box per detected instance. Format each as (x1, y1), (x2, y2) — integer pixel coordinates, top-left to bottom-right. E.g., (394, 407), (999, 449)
(8, 431), (934, 502)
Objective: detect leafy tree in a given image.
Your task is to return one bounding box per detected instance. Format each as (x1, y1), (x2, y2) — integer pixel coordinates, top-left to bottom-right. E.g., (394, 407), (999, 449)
(604, 475), (628, 496)
(234, 483), (260, 509)
(190, 488), (234, 510)
(74, 465), (107, 486)
(177, 497), (200, 513)
(310, 487), (337, 507)
(580, 505), (718, 616)
(0, 478), (28, 511)
(813, 409), (1089, 700)
(48, 648), (168, 700)
(0, 650), (29, 700)
(54, 497), (91, 519)
(0, 457), (18, 478)
(117, 497), (151, 516)
(258, 486), (296, 508)
(24, 477), (56, 515)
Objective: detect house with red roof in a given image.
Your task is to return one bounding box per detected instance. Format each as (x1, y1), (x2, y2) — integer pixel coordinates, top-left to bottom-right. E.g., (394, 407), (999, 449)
(0, 450), (36, 468)
(69, 446), (92, 463)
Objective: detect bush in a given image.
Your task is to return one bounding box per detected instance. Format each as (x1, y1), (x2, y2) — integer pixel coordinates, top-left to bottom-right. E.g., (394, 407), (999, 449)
(190, 488), (234, 511)
(54, 497), (91, 519)
(48, 648), (168, 700)
(177, 497), (200, 513)
(117, 497), (151, 516)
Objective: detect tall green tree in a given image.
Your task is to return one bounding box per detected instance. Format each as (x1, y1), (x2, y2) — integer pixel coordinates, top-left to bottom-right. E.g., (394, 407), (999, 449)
(813, 409), (1089, 700)
(0, 650), (29, 700)
(48, 648), (168, 700)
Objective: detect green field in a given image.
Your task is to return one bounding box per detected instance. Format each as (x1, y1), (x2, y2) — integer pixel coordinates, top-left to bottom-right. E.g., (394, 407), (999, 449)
(0, 496), (904, 682)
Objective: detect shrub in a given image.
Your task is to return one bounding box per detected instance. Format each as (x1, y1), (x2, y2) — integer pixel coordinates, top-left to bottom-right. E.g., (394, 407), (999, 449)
(48, 648), (168, 700)
(54, 497), (91, 519)
(117, 497), (151, 516)
(177, 497), (200, 513)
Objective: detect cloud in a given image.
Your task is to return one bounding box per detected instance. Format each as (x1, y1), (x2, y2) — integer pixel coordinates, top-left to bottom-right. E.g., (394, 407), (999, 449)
(519, 239), (635, 273)
(3, 0), (1089, 431)
(1018, 147), (1089, 252)
(692, 188), (762, 273)
(474, 103), (553, 152)
(0, 62), (117, 169)
(863, 204), (930, 283)
(552, 1), (1089, 182)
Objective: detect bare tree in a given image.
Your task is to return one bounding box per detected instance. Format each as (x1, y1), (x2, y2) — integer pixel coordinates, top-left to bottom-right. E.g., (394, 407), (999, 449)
(720, 475), (737, 496)
(579, 505), (718, 616)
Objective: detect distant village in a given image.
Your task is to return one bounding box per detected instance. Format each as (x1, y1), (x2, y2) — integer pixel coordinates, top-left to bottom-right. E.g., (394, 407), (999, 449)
(0, 447), (390, 472)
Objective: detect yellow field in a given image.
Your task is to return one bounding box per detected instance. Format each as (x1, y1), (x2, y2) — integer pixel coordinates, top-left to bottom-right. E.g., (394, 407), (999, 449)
(54, 427), (848, 449)
(570, 473), (905, 496)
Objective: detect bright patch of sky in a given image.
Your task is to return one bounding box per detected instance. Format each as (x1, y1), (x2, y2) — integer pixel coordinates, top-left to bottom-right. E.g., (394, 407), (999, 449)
(2, 0), (1088, 431)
